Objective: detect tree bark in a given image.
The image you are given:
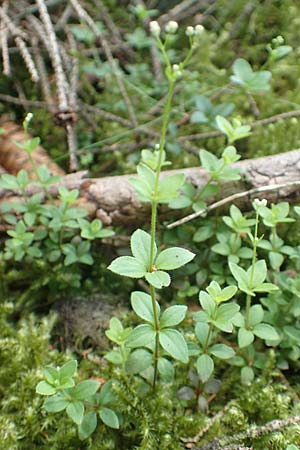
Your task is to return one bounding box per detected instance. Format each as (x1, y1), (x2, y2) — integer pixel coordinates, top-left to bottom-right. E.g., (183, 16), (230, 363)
(1, 148), (300, 227)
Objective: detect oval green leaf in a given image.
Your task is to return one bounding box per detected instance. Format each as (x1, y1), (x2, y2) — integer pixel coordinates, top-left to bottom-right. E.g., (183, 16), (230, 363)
(159, 328), (189, 363)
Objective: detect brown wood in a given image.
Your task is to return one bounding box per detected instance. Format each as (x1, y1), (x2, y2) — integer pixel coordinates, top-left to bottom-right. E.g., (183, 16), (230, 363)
(0, 121), (65, 177)
(0, 164), (6, 174)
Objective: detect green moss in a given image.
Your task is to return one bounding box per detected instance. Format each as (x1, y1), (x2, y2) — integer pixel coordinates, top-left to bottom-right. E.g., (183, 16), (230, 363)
(0, 306), (81, 449)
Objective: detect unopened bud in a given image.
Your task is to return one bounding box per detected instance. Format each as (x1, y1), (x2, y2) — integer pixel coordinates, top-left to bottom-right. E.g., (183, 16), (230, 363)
(276, 35), (284, 44)
(194, 24), (204, 35)
(272, 35), (284, 47)
(149, 21), (160, 38)
(23, 112), (33, 132)
(165, 20), (178, 34)
(185, 26), (194, 37)
(253, 198), (267, 209)
(172, 64), (182, 78)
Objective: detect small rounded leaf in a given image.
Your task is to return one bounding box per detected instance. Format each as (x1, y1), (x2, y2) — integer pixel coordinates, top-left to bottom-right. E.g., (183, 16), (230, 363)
(157, 357), (175, 382)
(73, 380), (100, 400)
(36, 381), (56, 396)
(210, 344), (235, 359)
(131, 291), (160, 323)
(195, 322), (210, 348)
(238, 328), (254, 348)
(160, 305), (187, 328)
(155, 247), (195, 270)
(145, 270), (170, 289)
(196, 354), (214, 383)
(177, 386), (195, 401)
(126, 324), (156, 348)
(79, 411), (97, 440)
(253, 323), (279, 341)
(66, 401), (84, 425)
(131, 229), (155, 266)
(125, 349), (153, 374)
(44, 394), (68, 412)
(60, 360), (77, 379)
(159, 329), (189, 363)
(99, 407), (119, 429)
(241, 366), (254, 385)
(248, 305), (264, 326)
(108, 256), (146, 278)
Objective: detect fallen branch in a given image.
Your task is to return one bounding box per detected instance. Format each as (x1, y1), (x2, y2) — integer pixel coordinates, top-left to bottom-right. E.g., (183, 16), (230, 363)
(1, 140), (300, 226)
(182, 402), (234, 448)
(194, 415), (300, 450)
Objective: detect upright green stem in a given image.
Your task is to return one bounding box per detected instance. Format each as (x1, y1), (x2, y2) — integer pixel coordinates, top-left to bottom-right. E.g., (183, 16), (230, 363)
(150, 285), (159, 390)
(271, 226), (276, 244)
(245, 208), (260, 328)
(148, 79), (175, 390)
(203, 326), (213, 353)
(193, 176), (213, 203)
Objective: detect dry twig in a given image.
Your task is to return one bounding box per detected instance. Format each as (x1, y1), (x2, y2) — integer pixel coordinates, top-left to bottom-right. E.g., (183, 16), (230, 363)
(195, 415), (300, 450)
(0, 1), (10, 76)
(178, 109), (300, 142)
(167, 180), (300, 229)
(182, 402), (234, 448)
(70, 0), (138, 128)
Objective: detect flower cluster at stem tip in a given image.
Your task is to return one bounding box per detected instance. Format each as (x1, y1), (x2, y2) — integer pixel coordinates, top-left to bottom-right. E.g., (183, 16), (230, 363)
(253, 198), (267, 210)
(149, 20), (204, 38)
(185, 24), (205, 37)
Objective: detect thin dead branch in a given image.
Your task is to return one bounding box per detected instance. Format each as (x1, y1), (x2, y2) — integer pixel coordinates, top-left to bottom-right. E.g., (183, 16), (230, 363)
(178, 109), (300, 142)
(0, 1), (10, 77)
(194, 415), (300, 450)
(167, 180), (300, 229)
(70, 0), (138, 128)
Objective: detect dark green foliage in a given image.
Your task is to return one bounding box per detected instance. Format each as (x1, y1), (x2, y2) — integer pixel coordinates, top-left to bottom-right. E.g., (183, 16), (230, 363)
(3, 2), (300, 450)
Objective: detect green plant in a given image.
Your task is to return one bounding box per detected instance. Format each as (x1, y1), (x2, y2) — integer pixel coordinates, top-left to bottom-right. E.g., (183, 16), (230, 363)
(108, 21), (198, 389)
(36, 21), (200, 441)
(190, 95), (235, 128)
(216, 116), (251, 144)
(0, 115), (114, 301)
(170, 145), (241, 212)
(192, 280), (238, 383)
(230, 58), (272, 92)
(191, 198), (300, 382)
(36, 360), (120, 439)
(29, 11), (300, 448)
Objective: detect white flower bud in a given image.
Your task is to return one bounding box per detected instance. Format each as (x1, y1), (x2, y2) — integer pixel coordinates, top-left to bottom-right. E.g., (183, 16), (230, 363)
(194, 24), (204, 35)
(172, 64), (182, 78)
(24, 112), (33, 123)
(149, 21), (161, 38)
(253, 198), (267, 208)
(185, 26), (194, 37)
(165, 20), (178, 34)
(276, 35), (284, 44)
(23, 112), (33, 131)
